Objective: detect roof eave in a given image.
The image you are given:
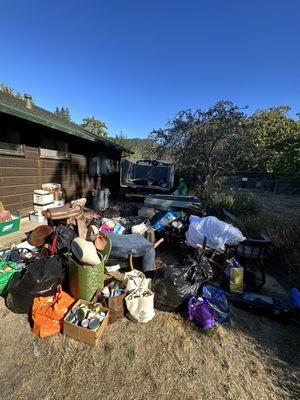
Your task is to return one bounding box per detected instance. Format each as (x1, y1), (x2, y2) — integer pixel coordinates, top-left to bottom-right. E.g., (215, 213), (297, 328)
(0, 103), (133, 154)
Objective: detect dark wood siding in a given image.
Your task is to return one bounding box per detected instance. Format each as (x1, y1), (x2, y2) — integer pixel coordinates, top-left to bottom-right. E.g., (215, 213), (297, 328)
(0, 114), (121, 216)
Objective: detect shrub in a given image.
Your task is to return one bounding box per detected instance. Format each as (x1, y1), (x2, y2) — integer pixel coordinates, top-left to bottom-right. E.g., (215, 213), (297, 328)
(203, 189), (261, 218)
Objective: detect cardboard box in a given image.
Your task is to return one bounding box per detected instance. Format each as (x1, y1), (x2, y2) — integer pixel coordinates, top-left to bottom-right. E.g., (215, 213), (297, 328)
(33, 203), (54, 213)
(63, 300), (109, 347)
(53, 199), (65, 207)
(33, 191), (54, 205)
(29, 211), (47, 223)
(0, 215), (20, 236)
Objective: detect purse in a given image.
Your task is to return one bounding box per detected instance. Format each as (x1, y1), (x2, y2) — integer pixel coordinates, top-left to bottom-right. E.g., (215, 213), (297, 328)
(125, 287), (155, 323)
(94, 232), (107, 251)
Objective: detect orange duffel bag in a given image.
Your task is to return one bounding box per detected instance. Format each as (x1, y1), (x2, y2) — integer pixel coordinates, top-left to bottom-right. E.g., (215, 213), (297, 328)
(32, 285), (75, 338)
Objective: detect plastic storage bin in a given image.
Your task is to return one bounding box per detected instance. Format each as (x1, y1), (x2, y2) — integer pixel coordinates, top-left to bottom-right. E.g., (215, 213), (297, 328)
(0, 215), (20, 237)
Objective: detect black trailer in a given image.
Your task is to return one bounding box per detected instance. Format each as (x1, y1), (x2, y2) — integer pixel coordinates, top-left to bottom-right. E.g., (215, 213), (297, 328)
(120, 158), (175, 199)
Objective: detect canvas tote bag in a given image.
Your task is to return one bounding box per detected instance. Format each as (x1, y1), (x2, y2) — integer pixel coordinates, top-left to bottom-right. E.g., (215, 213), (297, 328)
(125, 287), (155, 323)
(124, 269), (151, 292)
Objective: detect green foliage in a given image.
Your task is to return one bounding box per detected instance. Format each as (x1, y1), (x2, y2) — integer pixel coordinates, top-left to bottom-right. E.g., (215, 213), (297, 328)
(54, 106), (72, 121)
(187, 367), (198, 380)
(110, 135), (153, 157)
(148, 101), (300, 188)
(111, 131), (130, 148)
(0, 83), (29, 101)
(204, 190), (261, 218)
(104, 343), (114, 354)
(148, 101), (246, 189)
(0, 83), (14, 95)
(240, 107), (300, 174)
(110, 131), (137, 153)
(126, 347), (136, 362)
(81, 116), (108, 137)
(127, 137), (152, 158)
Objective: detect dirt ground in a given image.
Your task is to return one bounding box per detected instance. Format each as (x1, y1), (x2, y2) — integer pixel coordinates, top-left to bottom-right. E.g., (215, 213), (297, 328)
(0, 245), (299, 400)
(1, 201), (300, 400)
(0, 294), (299, 400)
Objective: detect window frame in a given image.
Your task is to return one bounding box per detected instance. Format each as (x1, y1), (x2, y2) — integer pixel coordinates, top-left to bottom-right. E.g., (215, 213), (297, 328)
(0, 129), (25, 156)
(39, 136), (70, 160)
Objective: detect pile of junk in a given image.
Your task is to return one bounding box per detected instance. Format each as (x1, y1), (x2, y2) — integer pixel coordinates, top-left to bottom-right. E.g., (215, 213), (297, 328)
(0, 196), (299, 347)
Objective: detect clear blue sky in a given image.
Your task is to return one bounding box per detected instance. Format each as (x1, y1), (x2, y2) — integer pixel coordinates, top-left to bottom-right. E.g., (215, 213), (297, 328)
(1, 0), (300, 138)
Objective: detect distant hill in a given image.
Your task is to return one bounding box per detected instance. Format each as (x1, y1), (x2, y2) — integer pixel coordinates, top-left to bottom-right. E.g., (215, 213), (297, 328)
(127, 137), (150, 157)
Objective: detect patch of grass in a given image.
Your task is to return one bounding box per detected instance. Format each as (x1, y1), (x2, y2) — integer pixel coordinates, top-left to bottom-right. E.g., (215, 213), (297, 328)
(187, 367), (198, 380)
(104, 343), (114, 354)
(202, 326), (217, 337)
(126, 347), (136, 362)
(223, 383), (230, 393)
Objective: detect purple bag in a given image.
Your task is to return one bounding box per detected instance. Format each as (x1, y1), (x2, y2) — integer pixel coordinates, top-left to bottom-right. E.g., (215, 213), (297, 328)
(188, 296), (215, 329)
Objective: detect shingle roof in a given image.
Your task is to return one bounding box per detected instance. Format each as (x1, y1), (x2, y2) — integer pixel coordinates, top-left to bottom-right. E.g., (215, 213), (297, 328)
(0, 91), (132, 153)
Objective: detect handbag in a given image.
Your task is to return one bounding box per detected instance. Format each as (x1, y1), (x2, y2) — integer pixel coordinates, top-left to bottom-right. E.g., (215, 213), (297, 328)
(124, 269), (151, 292)
(31, 285), (75, 338)
(125, 287), (155, 323)
(94, 232), (107, 251)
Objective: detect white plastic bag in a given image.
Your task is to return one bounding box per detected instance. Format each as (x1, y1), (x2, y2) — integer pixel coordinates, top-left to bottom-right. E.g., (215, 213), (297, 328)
(125, 287), (155, 323)
(185, 216), (246, 252)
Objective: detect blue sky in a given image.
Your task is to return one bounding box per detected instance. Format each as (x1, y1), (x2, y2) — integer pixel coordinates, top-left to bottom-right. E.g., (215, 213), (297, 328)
(1, 0), (300, 138)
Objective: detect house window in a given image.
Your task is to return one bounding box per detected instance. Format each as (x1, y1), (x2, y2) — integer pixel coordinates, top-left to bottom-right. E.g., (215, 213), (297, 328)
(0, 129), (24, 155)
(39, 135), (70, 159)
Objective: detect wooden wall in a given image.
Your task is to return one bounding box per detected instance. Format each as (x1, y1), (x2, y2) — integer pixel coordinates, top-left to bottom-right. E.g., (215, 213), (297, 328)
(0, 114), (121, 216)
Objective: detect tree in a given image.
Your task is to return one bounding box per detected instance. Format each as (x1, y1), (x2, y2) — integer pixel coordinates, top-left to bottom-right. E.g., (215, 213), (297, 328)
(81, 116), (108, 137)
(149, 101), (246, 190)
(0, 83), (25, 100)
(110, 132), (150, 156)
(241, 107), (300, 174)
(111, 131), (130, 148)
(54, 106), (72, 121)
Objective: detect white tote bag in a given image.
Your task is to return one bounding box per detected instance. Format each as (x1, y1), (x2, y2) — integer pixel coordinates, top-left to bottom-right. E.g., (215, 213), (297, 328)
(124, 269), (151, 292)
(125, 287), (155, 323)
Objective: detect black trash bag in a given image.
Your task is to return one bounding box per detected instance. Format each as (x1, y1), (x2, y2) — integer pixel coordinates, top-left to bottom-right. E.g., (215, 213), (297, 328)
(5, 255), (64, 314)
(55, 224), (78, 254)
(8, 248), (37, 263)
(152, 256), (213, 312)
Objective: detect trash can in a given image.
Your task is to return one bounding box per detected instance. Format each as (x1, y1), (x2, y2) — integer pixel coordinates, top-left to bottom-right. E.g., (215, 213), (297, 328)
(92, 188), (110, 211)
(68, 254), (104, 301)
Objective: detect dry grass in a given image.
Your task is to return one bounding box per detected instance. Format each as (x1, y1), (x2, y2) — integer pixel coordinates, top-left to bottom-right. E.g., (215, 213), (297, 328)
(1, 197), (300, 399)
(0, 296), (299, 400)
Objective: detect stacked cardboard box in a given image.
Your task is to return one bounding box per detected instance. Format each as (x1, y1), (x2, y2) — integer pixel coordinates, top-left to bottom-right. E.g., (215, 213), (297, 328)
(29, 184), (65, 223)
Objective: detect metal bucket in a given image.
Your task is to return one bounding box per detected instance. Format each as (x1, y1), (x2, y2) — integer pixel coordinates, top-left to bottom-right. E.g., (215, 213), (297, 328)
(91, 188), (110, 211)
